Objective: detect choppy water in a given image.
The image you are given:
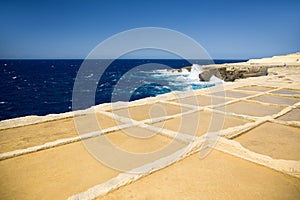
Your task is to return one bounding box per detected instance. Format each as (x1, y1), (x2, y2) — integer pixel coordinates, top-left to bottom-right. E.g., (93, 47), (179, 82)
(0, 59), (245, 120)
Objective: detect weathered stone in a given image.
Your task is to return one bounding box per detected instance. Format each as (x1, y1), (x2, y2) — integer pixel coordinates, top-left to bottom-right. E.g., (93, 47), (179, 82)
(216, 67), (226, 80)
(199, 70), (212, 82)
(209, 68), (223, 79)
(215, 65), (269, 81)
(177, 60), (290, 82)
(198, 67), (225, 82)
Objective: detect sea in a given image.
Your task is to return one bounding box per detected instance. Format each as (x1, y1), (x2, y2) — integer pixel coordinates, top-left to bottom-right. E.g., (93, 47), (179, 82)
(0, 59), (246, 121)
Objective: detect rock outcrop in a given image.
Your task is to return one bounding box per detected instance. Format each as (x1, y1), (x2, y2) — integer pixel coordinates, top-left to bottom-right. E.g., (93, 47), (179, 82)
(221, 65), (268, 81)
(198, 68), (223, 81)
(169, 52), (300, 82)
(192, 52), (299, 82)
(197, 65), (268, 82)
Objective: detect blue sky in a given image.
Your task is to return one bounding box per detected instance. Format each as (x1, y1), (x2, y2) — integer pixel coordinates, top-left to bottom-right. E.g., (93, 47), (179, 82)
(0, 0), (299, 59)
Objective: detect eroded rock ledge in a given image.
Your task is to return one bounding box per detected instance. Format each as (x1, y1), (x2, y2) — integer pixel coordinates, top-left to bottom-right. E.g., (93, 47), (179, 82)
(200, 64), (269, 82)
(179, 52), (300, 82)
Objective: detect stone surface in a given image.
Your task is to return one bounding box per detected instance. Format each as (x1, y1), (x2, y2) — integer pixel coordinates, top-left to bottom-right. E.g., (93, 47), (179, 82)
(216, 101), (283, 117)
(151, 110), (250, 136)
(198, 70), (213, 81)
(98, 150), (300, 200)
(198, 67), (223, 81)
(0, 141), (120, 200)
(235, 122), (300, 160)
(108, 102), (191, 121)
(1, 54), (300, 200)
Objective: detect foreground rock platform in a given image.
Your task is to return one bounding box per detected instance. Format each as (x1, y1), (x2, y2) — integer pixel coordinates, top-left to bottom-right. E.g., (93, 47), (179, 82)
(0, 61), (300, 199)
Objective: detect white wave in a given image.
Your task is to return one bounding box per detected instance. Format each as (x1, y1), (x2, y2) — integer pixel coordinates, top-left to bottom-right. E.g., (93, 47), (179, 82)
(162, 85), (170, 89)
(153, 68), (189, 76)
(153, 71), (181, 77)
(85, 73), (94, 78)
(175, 75), (188, 81)
(188, 64), (203, 80)
(209, 75), (224, 84)
(138, 63), (221, 93)
(181, 68), (190, 74)
(155, 69), (168, 73)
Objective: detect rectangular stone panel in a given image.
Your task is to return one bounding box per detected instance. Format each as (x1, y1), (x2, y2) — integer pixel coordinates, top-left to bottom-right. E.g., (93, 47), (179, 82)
(150, 110), (250, 136)
(171, 95), (230, 107)
(0, 142), (120, 200)
(216, 101), (283, 117)
(0, 113), (121, 153)
(236, 85), (275, 92)
(210, 90), (255, 98)
(272, 89), (300, 96)
(109, 102), (191, 121)
(98, 150), (300, 200)
(250, 94), (299, 106)
(277, 109), (300, 121)
(235, 122), (300, 160)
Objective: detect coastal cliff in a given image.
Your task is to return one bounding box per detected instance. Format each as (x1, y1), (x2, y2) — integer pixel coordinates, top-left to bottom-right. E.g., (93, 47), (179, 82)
(180, 52), (300, 81)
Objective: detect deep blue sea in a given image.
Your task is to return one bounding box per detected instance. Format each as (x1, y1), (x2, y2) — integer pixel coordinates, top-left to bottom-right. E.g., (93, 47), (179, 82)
(0, 59), (246, 121)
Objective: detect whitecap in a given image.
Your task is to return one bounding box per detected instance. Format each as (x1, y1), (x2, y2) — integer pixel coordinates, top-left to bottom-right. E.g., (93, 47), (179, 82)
(154, 86), (162, 90)
(180, 68), (190, 75)
(188, 64), (203, 80)
(175, 76), (188, 81)
(85, 73), (94, 78)
(155, 69), (168, 73)
(209, 75), (224, 84)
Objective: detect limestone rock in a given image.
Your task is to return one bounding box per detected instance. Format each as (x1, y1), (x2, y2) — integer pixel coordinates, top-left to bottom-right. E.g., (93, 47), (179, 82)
(199, 70), (212, 81)
(198, 67), (223, 82)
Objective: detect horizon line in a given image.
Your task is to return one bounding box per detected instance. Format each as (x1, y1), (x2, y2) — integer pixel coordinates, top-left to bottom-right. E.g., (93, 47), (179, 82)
(0, 58), (249, 60)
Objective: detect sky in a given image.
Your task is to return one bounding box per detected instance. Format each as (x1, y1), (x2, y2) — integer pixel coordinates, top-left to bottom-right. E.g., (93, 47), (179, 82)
(0, 0), (299, 59)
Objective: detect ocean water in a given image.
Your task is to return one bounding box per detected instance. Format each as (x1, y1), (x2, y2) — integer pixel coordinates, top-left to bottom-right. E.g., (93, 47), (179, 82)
(0, 59), (246, 121)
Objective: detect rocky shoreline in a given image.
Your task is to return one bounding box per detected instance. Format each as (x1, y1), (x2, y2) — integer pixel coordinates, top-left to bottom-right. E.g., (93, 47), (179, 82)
(1, 52), (300, 200)
(175, 52), (300, 81)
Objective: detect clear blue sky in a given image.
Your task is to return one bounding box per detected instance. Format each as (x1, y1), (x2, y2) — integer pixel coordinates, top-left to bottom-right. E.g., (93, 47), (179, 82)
(1, 0), (299, 59)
